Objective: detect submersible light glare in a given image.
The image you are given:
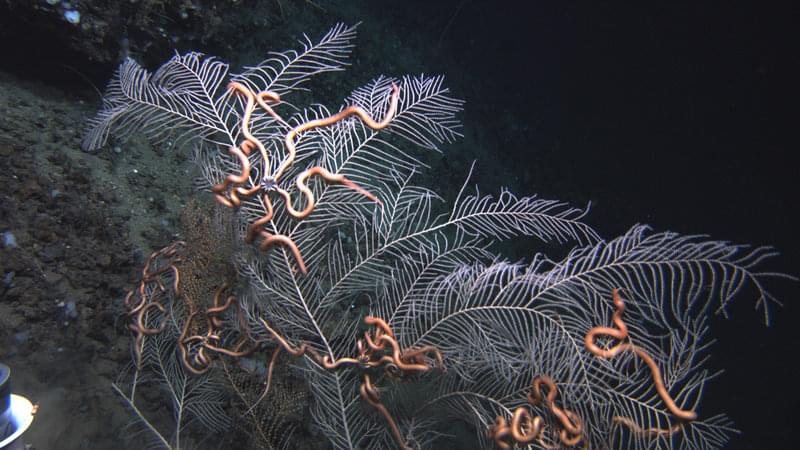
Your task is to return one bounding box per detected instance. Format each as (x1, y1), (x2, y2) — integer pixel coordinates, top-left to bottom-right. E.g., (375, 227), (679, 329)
(0, 364), (35, 450)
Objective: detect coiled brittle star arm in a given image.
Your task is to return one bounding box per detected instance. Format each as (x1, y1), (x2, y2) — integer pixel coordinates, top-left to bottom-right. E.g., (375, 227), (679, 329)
(360, 373), (413, 450)
(488, 375), (583, 449)
(226, 81), (275, 166)
(274, 166), (382, 219)
(179, 284), (257, 375)
(275, 82), (400, 181)
(584, 289), (698, 427)
(125, 241), (185, 369)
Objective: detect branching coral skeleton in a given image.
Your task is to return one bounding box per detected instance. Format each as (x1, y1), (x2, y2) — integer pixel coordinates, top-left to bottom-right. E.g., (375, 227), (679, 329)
(91, 24), (787, 450)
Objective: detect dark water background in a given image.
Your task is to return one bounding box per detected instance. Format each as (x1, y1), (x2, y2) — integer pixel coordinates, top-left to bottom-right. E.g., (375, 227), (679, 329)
(1, 1), (796, 448)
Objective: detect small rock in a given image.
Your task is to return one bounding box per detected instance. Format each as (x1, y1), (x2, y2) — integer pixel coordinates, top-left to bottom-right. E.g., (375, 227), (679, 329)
(3, 271), (14, 288)
(2, 231), (17, 248)
(97, 253), (112, 268)
(65, 301), (79, 320)
(40, 244), (64, 263)
(14, 330), (30, 345)
(43, 270), (64, 285)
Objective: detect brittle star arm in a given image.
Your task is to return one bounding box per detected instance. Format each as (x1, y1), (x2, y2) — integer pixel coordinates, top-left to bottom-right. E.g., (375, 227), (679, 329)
(360, 373), (414, 450)
(584, 289), (698, 422)
(242, 345), (284, 416)
(213, 83), (284, 207)
(275, 166), (382, 219)
(125, 242), (184, 368)
(256, 318), (335, 367)
(373, 334), (437, 373)
(488, 375), (583, 449)
(179, 311), (213, 375)
(274, 82), (400, 181)
(212, 140), (257, 208)
(271, 81), (398, 218)
(227, 81), (272, 166)
(529, 376), (583, 446)
(243, 194), (308, 274)
(508, 410), (544, 446)
(254, 90), (290, 129)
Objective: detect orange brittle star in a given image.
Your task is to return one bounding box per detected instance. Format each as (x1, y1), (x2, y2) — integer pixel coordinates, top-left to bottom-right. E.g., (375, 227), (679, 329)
(212, 80), (400, 274)
(124, 241), (185, 369)
(178, 283), (257, 375)
(125, 243), (258, 375)
(256, 316), (443, 450)
(488, 375), (583, 449)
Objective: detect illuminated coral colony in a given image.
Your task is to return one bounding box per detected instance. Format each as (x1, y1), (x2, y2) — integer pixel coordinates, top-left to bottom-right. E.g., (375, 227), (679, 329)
(84, 24), (785, 449)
